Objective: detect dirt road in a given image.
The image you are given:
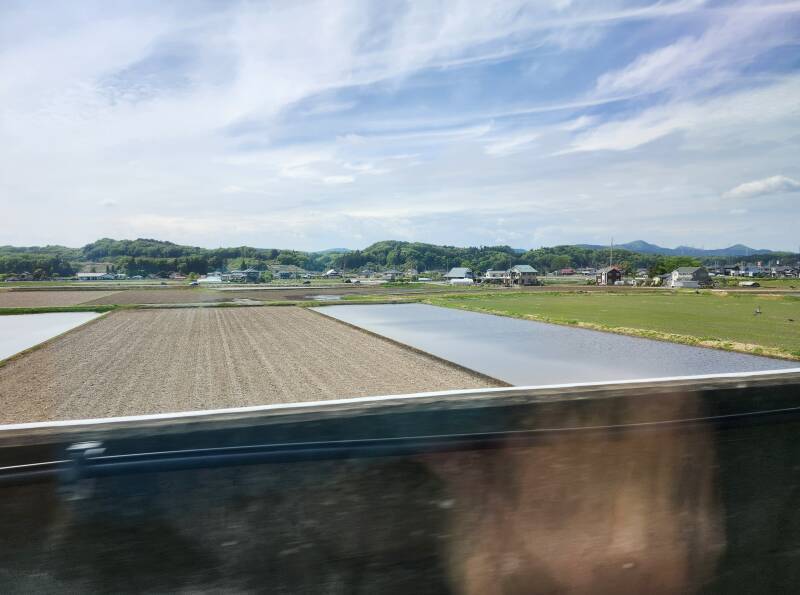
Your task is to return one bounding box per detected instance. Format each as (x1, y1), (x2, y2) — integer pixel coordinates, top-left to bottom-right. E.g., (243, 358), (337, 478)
(0, 307), (500, 423)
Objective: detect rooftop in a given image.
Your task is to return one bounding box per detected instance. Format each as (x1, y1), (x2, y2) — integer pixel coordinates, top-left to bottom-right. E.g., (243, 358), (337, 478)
(445, 267), (472, 277)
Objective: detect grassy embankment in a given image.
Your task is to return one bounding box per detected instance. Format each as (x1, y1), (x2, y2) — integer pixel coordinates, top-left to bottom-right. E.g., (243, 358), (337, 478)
(424, 291), (800, 360)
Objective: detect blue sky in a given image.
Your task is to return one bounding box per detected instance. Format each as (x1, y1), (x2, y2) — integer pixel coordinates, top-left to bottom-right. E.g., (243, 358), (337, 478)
(1, 0), (799, 251)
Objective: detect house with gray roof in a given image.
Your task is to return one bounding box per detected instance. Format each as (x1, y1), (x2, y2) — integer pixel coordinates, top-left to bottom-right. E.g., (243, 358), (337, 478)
(481, 265), (540, 286)
(269, 264), (308, 279)
(444, 267), (473, 280)
(670, 266), (710, 288)
(509, 264), (539, 286)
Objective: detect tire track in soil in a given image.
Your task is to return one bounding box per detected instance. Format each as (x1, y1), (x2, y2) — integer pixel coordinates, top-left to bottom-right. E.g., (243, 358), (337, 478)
(281, 310), (355, 400)
(213, 308), (245, 405)
(276, 311), (340, 400)
(229, 308), (296, 404)
(281, 309), (351, 400)
(85, 310), (167, 417)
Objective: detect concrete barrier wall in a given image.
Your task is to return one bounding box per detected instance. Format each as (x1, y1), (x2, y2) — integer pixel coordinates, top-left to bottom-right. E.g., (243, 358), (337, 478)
(1, 370), (799, 593)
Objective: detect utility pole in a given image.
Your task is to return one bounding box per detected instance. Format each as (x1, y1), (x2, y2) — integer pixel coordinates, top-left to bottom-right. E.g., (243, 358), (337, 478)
(610, 237), (614, 267)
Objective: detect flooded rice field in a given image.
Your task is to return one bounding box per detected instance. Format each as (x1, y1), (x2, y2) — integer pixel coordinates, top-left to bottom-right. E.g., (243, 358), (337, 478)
(0, 312), (103, 361)
(314, 303), (798, 385)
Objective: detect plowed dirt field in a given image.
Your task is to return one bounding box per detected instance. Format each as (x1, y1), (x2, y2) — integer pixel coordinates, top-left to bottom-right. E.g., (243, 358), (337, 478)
(0, 290), (119, 307)
(0, 307), (499, 423)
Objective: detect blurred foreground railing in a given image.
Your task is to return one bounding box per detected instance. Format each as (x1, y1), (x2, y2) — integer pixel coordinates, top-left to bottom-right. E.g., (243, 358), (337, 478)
(1, 369), (799, 594)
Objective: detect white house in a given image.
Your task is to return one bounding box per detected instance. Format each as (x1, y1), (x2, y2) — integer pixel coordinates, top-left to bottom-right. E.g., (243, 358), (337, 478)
(382, 269), (403, 281)
(269, 264), (308, 279)
(444, 267), (473, 281)
(483, 270), (506, 283)
(669, 266), (711, 288)
(741, 265), (765, 277)
(199, 274), (223, 284)
(76, 272), (115, 281)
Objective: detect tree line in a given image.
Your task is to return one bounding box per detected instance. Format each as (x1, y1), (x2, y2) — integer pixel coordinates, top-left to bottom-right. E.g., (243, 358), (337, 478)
(324, 241), (710, 276)
(0, 238), (794, 279)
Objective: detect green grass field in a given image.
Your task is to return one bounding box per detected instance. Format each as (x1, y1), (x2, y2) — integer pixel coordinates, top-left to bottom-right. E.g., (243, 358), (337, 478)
(541, 276), (591, 285)
(717, 277), (800, 289)
(426, 291), (800, 358)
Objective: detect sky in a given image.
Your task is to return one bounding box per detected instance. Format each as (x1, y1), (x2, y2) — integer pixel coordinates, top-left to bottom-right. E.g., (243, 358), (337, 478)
(1, 0), (799, 251)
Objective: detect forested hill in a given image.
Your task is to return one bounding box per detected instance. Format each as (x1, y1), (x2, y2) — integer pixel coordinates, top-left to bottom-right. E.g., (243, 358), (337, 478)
(0, 238), (795, 278)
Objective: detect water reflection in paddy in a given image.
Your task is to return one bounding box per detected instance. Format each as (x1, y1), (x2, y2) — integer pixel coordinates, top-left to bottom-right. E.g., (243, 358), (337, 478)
(314, 303), (797, 385)
(0, 312), (103, 361)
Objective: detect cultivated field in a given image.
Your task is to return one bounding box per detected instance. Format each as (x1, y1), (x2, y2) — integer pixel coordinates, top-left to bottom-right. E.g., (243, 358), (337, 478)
(427, 292), (800, 358)
(12, 283), (791, 309)
(0, 285), (448, 308)
(0, 307), (500, 423)
(81, 288), (226, 305)
(0, 290), (119, 308)
(78, 285), (461, 305)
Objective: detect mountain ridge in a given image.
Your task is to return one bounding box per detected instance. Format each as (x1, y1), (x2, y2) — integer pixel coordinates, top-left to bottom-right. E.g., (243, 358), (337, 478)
(575, 240), (773, 257)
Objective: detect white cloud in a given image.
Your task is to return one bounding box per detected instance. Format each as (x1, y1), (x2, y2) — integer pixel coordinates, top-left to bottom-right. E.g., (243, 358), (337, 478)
(322, 175), (355, 185)
(484, 131), (540, 156)
(343, 162), (391, 175)
(560, 115), (595, 131)
(562, 76), (800, 153)
(724, 175), (800, 199)
(596, 3), (800, 97)
(299, 100), (357, 116)
(1, 0), (799, 250)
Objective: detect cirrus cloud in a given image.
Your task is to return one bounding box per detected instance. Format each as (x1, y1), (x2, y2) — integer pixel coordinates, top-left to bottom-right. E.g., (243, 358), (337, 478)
(1, 0), (799, 251)
(724, 175), (800, 199)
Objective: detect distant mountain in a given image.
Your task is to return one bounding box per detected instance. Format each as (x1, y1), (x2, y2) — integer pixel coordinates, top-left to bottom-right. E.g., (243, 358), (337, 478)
(671, 244), (774, 257)
(511, 248), (526, 254)
(617, 240), (666, 254)
(576, 240), (773, 257)
(314, 247), (353, 254)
